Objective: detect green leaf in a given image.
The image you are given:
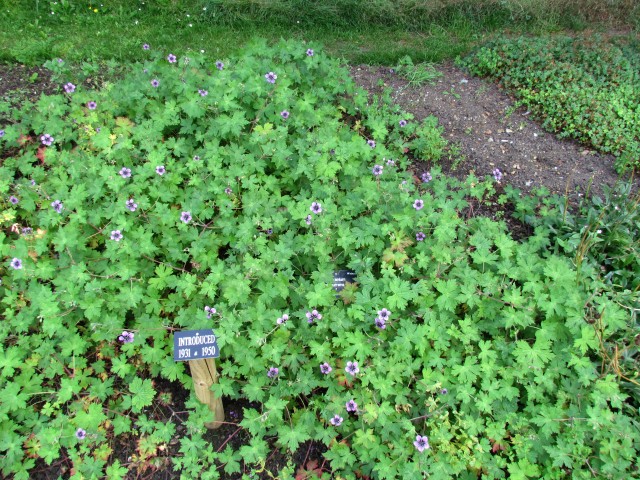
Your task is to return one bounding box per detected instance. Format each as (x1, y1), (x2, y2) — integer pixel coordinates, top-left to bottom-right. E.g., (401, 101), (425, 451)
(129, 378), (156, 412)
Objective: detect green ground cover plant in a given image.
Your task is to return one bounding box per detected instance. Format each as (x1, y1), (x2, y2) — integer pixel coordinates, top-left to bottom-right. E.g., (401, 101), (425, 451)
(460, 35), (640, 172)
(1, 39), (640, 479)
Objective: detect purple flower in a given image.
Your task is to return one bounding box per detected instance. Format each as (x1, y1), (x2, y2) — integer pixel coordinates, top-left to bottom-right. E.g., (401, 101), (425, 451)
(386, 158), (395, 166)
(330, 415), (343, 426)
(9, 196), (18, 205)
(193, 155), (200, 161)
(40, 134), (54, 146)
(267, 367), (279, 378)
(280, 110), (290, 119)
(265, 72), (277, 84)
(63, 82), (76, 93)
(310, 202), (322, 214)
(305, 215), (312, 225)
(96, 128), (101, 133)
(306, 49), (314, 56)
(125, 199), (138, 212)
(492, 168), (503, 182)
(416, 231), (426, 242)
(306, 309), (322, 323)
(413, 199), (424, 210)
(151, 79), (160, 88)
(119, 167), (132, 178)
(51, 200), (63, 213)
(345, 361), (359, 376)
(320, 362), (332, 374)
(110, 230), (123, 242)
(440, 388), (448, 395)
(0, 129), (4, 137)
(421, 172), (432, 183)
(199, 89), (208, 97)
(346, 400), (358, 412)
(10, 258), (23, 270)
(87, 101), (97, 110)
(216, 60), (224, 70)
(372, 165), (383, 176)
(180, 211), (192, 223)
(399, 119), (407, 127)
(57, 58), (63, 64)
(155, 165), (166, 176)
(167, 53), (177, 63)
(75, 428), (87, 440)
(143, 43), (150, 50)
(22, 227), (33, 235)
(224, 187), (232, 195)
(414, 435), (430, 452)
(30, 179), (36, 186)
(377, 308), (390, 321)
(367, 139), (376, 148)
(118, 331), (134, 344)
(277, 313), (289, 325)
(205, 306), (217, 319)
(375, 317), (386, 329)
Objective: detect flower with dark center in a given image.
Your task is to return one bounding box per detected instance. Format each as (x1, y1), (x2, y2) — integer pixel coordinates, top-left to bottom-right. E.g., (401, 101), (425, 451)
(0, 129), (4, 137)
(372, 165), (383, 176)
(346, 400), (358, 412)
(10, 258), (23, 269)
(199, 89), (208, 97)
(193, 155), (200, 161)
(492, 168), (503, 182)
(126, 199), (138, 212)
(143, 43), (150, 50)
(22, 227), (33, 235)
(375, 317), (386, 329)
(264, 72), (277, 84)
(110, 230), (123, 242)
(216, 61), (224, 70)
(63, 82), (76, 93)
(306, 49), (314, 56)
(413, 199), (424, 210)
(310, 202), (322, 214)
(440, 388), (448, 395)
(399, 119), (407, 127)
(280, 110), (289, 119)
(119, 167), (132, 178)
(377, 308), (390, 321)
(416, 232), (426, 242)
(167, 54), (177, 63)
(267, 367), (279, 378)
(118, 331), (134, 344)
(367, 139), (376, 148)
(224, 187), (232, 195)
(330, 415), (343, 426)
(305, 215), (312, 225)
(413, 435), (430, 452)
(40, 134), (54, 146)
(306, 309), (322, 323)
(181, 211), (192, 224)
(87, 101), (97, 110)
(345, 361), (359, 376)
(155, 165), (166, 176)
(277, 314), (289, 325)
(9, 196), (18, 205)
(320, 362), (332, 374)
(386, 158), (395, 166)
(51, 200), (63, 213)
(75, 428), (86, 440)
(151, 79), (160, 88)
(204, 306), (216, 319)
(421, 172), (432, 183)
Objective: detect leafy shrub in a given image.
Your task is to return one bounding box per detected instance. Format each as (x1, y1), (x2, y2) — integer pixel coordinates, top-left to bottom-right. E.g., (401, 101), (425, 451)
(460, 35), (640, 172)
(1, 40), (640, 479)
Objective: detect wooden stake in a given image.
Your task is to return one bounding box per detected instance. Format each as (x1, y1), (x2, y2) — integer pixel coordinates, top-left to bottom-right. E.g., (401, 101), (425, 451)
(188, 358), (225, 429)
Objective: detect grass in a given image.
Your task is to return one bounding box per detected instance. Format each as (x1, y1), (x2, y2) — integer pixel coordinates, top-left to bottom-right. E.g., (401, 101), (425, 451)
(0, 0), (637, 66)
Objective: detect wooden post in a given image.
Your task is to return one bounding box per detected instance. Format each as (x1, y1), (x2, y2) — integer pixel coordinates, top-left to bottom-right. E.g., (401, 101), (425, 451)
(188, 357), (225, 429)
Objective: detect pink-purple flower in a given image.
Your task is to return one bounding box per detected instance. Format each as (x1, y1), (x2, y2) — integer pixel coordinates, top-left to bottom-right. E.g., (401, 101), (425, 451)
(51, 200), (63, 213)
(375, 317), (386, 329)
(10, 258), (23, 270)
(205, 306), (216, 319)
(265, 72), (277, 84)
(110, 230), (123, 242)
(216, 60), (224, 70)
(306, 309), (322, 323)
(416, 231), (426, 242)
(267, 367), (279, 378)
(399, 119), (407, 127)
(118, 331), (134, 344)
(9, 196), (18, 205)
(280, 110), (289, 119)
(413, 199), (424, 210)
(421, 172), (432, 183)
(492, 168), (503, 182)
(320, 362), (332, 374)
(330, 415), (343, 426)
(167, 53), (177, 63)
(87, 101), (97, 110)
(310, 202), (322, 214)
(305, 215), (312, 225)
(151, 79), (160, 88)
(277, 314), (289, 325)
(63, 82), (76, 93)
(367, 139), (376, 148)
(306, 49), (314, 56)
(199, 89), (208, 97)
(346, 400), (358, 412)
(126, 199), (138, 212)
(119, 167), (132, 178)
(414, 435), (430, 452)
(345, 361), (359, 376)
(0, 129), (4, 137)
(155, 165), (166, 176)
(142, 43), (150, 50)
(75, 428), (87, 440)
(40, 134), (54, 146)
(180, 211), (192, 223)
(372, 165), (383, 176)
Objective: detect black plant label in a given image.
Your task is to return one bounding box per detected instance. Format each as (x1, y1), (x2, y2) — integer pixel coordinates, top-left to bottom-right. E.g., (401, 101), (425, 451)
(173, 329), (219, 362)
